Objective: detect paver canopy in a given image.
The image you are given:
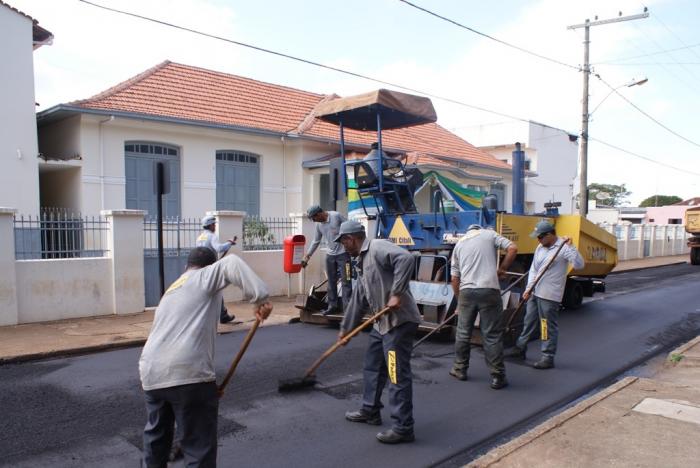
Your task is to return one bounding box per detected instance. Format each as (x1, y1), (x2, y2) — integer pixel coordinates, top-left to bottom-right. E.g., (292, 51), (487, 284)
(314, 88), (437, 131)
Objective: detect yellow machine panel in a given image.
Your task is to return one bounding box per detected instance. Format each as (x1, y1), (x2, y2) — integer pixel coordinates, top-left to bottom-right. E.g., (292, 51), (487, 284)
(496, 213), (618, 277)
(685, 207), (700, 234)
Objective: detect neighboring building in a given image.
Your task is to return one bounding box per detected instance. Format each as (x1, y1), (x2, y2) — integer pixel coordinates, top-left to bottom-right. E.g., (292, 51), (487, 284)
(586, 200), (619, 225)
(458, 120), (579, 215)
(36, 61), (513, 219)
(619, 206), (647, 224)
(0, 1), (52, 215)
(646, 197), (700, 225)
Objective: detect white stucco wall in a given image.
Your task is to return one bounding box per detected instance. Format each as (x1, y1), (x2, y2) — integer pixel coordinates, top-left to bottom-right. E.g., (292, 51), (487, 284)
(459, 121), (577, 214)
(0, 7), (40, 215)
(15, 258), (114, 323)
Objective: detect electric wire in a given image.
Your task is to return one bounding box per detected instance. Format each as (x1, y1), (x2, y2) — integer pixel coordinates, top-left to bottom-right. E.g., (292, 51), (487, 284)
(78, 0), (696, 177)
(396, 0), (580, 71)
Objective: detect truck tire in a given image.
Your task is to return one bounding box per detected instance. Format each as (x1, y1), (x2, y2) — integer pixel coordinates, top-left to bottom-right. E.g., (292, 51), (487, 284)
(562, 280), (583, 309)
(691, 247), (700, 266)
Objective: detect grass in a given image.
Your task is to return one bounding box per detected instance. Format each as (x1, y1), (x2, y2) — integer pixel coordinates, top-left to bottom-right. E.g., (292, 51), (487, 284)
(669, 353), (685, 364)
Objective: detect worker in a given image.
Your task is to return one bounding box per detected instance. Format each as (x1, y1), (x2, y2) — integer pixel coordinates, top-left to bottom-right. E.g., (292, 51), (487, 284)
(505, 221), (584, 369)
(139, 247), (272, 467)
(197, 215), (237, 324)
(302, 205), (351, 316)
(336, 220), (420, 444)
(449, 224), (517, 390)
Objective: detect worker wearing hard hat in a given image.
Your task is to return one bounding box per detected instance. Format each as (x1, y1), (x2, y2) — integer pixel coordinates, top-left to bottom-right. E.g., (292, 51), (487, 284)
(506, 221), (584, 369)
(302, 205), (352, 316)
(196, 215), (237, 324)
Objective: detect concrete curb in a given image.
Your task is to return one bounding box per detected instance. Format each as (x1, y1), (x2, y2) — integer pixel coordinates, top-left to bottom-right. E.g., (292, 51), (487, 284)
(610, 261), (686, 274)
(0, 339), (147, 364)
(668, 335), (700, 358)
(467, 376), (639, 467)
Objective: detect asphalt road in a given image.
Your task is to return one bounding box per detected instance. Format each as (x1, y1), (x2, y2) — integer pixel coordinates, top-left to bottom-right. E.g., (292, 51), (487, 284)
(1, 264), (699, 467)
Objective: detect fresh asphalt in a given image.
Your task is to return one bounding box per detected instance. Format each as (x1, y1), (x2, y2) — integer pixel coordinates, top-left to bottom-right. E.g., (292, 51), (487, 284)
(1, 264), (699, 467)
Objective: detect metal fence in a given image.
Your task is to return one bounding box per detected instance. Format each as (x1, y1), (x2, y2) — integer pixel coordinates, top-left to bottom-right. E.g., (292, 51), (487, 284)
(14, 210), (109, 260)
(243, 216), (298, 251)
(143, 217), (201, 253)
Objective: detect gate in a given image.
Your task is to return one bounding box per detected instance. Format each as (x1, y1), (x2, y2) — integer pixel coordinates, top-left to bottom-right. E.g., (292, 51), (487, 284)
(144, 217), (200, 307)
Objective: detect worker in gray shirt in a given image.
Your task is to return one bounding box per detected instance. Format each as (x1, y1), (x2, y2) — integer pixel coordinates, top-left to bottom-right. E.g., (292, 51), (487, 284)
(302, 205), (352, 316)
(450, 224), (517, 390)
(506, 221), (584, 369)
(139, 247), (272, 467)
(336, 220), (421, 444)
(197, 215), (237, 324)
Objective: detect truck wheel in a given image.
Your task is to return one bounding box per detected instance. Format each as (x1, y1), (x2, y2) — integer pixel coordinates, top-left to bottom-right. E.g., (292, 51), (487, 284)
(563, 281), (583, 309)
(691, 247), (700, 266)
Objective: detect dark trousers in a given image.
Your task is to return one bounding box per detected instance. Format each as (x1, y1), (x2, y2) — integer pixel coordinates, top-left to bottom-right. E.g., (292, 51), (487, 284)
(143, 381), (218, 468)
(361, 321), (418, 434)
(326, 252), (352, 310)
(515, 296), (560, 357)
(453, 288), (506, 377)
(220, 299), (229, 321)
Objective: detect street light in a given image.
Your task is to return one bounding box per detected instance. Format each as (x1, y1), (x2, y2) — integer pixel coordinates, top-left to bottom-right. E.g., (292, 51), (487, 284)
(590, 77), (648, 116)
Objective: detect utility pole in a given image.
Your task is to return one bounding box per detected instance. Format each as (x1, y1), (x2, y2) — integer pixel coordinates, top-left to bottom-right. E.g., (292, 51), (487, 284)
(568, 10), (648, 216)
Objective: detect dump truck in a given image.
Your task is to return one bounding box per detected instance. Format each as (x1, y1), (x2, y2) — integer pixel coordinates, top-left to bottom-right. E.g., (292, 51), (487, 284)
(297, 89), (617, 343)
(686, 207), (700, 265)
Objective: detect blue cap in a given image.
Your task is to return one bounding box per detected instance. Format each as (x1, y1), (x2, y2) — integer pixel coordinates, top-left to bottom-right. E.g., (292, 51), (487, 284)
(530, 220), (555, 238)
(333, 220), (365, 242)
(306, 205), (323, 219)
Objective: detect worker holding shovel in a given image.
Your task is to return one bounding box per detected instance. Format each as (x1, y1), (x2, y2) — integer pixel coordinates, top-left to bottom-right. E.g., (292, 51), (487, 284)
(336, 220), (421, 444)
(139, 247), (272, 467)
(505, 221), (584, 369)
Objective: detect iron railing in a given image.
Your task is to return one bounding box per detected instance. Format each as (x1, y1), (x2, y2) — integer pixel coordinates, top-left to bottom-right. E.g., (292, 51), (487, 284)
(14, 209), (109, 259)
(243, 216), (298, 251)
(143, 217), (201, 255)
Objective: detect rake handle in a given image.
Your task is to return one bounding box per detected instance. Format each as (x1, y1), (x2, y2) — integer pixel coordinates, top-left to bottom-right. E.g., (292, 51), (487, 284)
(302, 306), (392, 378)
(218, 318), (261, 396)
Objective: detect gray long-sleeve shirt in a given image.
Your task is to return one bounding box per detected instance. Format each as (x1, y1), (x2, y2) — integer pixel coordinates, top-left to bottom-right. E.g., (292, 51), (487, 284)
(450, 229), (513, 291)
(196, 230), (232, 255)
(139, 254), (269, 391)
(306, 211), (346, 257)
(340, 238), (421, 335)
(527, 237), (585, 303)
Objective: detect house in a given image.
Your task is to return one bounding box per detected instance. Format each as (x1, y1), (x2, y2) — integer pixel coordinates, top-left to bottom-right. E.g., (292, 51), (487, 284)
(646, 197), (700, 225)
(35, 61), (514, 220)
(0, 1), (52, 215)
(457, 120), (579, 214)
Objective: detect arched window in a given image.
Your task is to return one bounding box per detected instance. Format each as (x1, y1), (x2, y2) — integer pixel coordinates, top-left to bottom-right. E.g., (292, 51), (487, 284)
(215, 150), (260, 215)
(125, 142), (180, 218)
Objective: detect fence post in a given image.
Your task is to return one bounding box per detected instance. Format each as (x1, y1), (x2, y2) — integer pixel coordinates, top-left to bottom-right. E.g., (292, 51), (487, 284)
(0, 208), (18, 326)
(210, 211), (245, 255)
(102, 210), (146, 315)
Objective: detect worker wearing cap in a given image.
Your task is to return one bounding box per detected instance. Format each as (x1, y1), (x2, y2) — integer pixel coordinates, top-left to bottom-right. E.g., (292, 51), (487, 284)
(196, 215), (237, 324)
(139, 247), (272, 467)
(449, 224), (518, 390)
(302, 205), (351, 316)
(336, 220), (421, 444)
(506, 221), (584, 369)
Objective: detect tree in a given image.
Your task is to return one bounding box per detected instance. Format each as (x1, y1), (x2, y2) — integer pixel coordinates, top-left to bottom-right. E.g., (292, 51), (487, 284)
(588, 183), (631, 207)
(639, 195), (682, 207)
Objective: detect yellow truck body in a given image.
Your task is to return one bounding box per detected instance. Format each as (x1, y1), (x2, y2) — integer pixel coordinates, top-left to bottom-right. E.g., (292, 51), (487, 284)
(685, 207), (700, 265)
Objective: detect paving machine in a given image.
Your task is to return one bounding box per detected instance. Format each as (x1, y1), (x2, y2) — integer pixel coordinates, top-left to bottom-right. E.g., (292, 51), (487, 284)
(297, 89), (617, 344)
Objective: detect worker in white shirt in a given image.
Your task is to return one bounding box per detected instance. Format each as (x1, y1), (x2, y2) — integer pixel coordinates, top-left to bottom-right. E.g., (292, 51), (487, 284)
(196, 215), (237, 324)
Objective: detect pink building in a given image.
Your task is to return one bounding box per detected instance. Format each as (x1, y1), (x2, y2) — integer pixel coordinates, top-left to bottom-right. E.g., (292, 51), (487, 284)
(646, 197), (700, 225)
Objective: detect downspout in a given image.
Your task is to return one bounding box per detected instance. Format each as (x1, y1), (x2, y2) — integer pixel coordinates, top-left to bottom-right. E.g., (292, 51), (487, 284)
(281, 135), (287, 215)
(98, 116), (115, 211)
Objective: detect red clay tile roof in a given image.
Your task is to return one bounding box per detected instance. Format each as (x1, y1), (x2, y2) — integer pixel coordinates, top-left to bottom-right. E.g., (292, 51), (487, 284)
(72, 61), (509, 171)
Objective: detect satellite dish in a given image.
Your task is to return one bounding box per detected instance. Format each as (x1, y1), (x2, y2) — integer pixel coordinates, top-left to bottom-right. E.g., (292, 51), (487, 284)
(595, 191), (611, 200)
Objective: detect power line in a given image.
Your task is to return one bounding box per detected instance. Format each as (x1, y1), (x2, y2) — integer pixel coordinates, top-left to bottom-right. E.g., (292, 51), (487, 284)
(595, 74), (700, 148)
(594, 41), (700, 64)
(78, 1), (695, 177)
(599, 62), (700, 66)
(396, 0), (580, 71)
(589, 137), (700, 177)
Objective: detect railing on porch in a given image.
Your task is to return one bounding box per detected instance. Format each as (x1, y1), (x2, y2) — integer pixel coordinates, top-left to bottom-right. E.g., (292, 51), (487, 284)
(243, 216), (298, 251)
(143, 217), (201, 254)
(13, 208), (109, 260)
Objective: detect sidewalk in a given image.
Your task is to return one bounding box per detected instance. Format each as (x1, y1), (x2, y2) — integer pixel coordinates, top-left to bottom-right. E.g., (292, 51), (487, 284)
(468, 335), (700, 467)
(0, 296), (301, 364)
(611, 254), (688, 272)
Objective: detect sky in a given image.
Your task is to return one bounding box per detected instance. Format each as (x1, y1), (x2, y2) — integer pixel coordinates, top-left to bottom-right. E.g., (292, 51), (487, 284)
(11, 0), (700, 206)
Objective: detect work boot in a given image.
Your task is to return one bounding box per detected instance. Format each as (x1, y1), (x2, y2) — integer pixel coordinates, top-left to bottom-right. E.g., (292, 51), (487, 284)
(504, 346), (526, 360)
(490, 375), (508, 390)
(376, 429), (415, 444)
(219, 312), (235, 324)
(449, 368), (468, 381)
(533, 356), (555, 369)
(321, 306), (339, 316)
(168, 442), (183, 462)
(345, 409), (382, 425)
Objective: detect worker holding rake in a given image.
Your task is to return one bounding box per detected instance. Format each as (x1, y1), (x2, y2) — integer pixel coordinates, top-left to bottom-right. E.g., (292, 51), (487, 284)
(139, 247), (272, 467)
(336, 220), (421, 444)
